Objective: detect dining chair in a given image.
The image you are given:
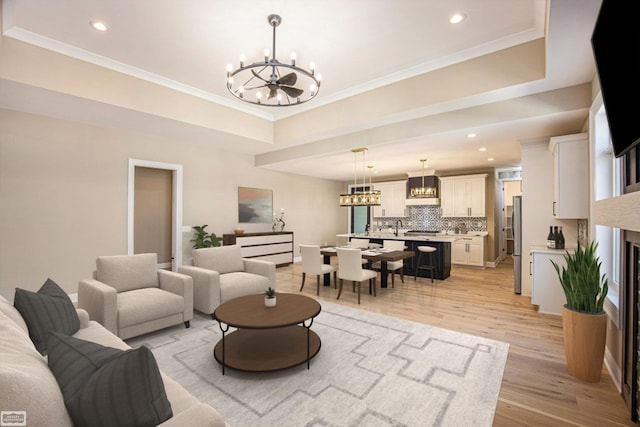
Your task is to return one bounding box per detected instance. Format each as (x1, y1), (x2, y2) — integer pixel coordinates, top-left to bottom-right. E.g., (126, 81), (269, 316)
(336, 247), (377, 304)
(349, 238), (370, 265)
(371, 239), (406, 287)
(349, 238), (370, 248)
(299, 244), (337, 295)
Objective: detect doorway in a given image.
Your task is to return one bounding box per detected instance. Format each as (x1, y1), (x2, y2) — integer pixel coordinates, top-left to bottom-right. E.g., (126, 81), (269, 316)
(503, 180), (522, 259)
(127, 159), (183, 270)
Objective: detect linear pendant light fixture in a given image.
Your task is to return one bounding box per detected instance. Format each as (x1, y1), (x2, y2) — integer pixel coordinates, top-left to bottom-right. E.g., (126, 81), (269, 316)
(410, 158), (437, 197)
(339, 148), (382, 206)
(226, 14), (321, 107)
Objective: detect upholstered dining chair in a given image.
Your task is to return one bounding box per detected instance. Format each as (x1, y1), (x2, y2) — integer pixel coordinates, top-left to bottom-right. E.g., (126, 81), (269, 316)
(299, 244), (337, 295)
(371, 239), (406, 287)
(336, 247), (377, 304)
(349, 238), (370, 264)
(349, 238), (370, 248)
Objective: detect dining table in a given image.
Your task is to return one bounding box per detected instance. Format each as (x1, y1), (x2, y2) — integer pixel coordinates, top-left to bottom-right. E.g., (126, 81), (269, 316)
(320, 247), (416, 288)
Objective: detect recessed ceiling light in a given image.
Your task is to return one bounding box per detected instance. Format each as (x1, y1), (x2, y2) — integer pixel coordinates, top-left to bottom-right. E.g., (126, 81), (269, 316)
(449, 13), (467, 24)
(467, 133), (477, 138)
(90, 20), (109, 32)
(488, 158), (495, 162)
(479, 147), (487, 152)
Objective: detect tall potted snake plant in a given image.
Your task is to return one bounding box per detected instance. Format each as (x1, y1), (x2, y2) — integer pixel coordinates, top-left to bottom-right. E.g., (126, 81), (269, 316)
(551, 240), (608, 382)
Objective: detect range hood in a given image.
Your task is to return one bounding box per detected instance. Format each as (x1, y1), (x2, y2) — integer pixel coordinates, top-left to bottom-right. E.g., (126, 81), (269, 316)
(405, 176), (440, 205)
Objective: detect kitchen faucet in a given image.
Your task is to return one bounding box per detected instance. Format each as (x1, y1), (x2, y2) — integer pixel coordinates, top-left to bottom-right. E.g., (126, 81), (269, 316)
(395, 219), (403, 236)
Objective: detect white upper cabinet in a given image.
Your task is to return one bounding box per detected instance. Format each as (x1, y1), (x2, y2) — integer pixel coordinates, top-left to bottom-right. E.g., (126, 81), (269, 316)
(372, 180), (407, 218)
(549, 133), (588, 219)
(440, 174), (487, 217)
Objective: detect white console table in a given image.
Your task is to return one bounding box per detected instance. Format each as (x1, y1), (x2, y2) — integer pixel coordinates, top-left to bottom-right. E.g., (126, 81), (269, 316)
(223, 232), (294, 267)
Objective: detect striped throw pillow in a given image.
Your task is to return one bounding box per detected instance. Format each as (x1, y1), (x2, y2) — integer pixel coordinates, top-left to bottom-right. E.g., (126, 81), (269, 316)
(47, 332), (173, 427)
(13, 278), (80, 355)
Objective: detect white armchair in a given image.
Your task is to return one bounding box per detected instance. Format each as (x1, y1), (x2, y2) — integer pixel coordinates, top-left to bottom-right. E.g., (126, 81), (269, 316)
(78, 253), (193, 340)
(178, 245), (275, 318)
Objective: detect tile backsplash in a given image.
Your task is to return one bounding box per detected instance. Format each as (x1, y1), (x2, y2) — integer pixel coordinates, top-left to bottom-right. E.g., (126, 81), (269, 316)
(373, 205), (487, 233)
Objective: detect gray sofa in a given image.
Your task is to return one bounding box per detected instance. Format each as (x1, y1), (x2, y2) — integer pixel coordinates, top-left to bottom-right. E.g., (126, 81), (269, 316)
(179, 245), (275, 317)
(0, 294), (226, 426)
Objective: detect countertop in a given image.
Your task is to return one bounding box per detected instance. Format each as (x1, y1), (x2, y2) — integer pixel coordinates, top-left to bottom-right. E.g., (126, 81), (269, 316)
(336, 232), (488, 243)
(530, 244), (576, 254)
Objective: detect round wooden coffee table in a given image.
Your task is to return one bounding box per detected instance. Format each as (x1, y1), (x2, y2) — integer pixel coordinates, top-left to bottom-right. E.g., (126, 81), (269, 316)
(213, 293), (321, 374)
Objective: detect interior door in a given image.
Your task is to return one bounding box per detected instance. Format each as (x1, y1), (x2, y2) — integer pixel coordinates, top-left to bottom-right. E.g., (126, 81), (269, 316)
(128, 159), (183, 271)
(134, 167), (173, 269)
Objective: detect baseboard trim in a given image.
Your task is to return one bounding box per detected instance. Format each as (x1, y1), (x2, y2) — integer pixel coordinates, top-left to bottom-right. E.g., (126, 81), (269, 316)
(604, 346), (622, 393)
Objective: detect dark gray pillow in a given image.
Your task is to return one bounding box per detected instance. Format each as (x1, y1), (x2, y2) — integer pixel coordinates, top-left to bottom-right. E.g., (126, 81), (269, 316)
(47, 332), (173, 427)
(13, 278), (80, 355)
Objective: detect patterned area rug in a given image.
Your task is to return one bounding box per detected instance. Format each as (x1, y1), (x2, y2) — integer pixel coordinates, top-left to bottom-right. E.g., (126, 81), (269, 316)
(127, 300), (509, 427)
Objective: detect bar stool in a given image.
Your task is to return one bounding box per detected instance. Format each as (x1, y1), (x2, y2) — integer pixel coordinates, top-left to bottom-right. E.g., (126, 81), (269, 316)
(414, 246), (438, 283)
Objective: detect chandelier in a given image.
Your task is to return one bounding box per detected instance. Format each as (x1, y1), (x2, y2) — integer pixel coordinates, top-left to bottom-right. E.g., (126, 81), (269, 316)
(410, 158), (437, 197)
(226, 14), (321, 107)
(339, 148), (382, 206)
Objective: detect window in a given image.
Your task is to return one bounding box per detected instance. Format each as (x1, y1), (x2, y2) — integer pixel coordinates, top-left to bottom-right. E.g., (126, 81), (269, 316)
(591, 94), (622, 328)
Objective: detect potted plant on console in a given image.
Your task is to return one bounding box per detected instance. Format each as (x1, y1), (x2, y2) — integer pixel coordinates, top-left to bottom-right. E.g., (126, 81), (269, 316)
(190, 225), (223, 249)
(551, 240), (609, 382)
(264, 287), (276, 307)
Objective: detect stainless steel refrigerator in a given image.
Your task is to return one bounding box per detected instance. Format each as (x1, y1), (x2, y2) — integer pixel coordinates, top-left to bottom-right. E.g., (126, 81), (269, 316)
(512, 195), (522, 294)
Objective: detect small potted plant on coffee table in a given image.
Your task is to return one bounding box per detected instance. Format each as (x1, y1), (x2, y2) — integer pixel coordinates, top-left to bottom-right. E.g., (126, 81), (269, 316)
(264, 287), (276, 307)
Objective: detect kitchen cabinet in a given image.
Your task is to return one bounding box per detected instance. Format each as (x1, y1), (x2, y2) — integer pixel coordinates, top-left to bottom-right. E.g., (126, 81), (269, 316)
(530, 246), (569, 315)
(372, 180), (407, 218)
(549, 133), (588, 218)
(222, 232), (293, 266)
(440, 174), (487, 217)
(452, 235), (485, 267)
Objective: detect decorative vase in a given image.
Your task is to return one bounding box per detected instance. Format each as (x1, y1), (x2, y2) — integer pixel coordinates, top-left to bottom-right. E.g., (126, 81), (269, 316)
(264, 296), (276, 308)
(562, 305), (607, 382)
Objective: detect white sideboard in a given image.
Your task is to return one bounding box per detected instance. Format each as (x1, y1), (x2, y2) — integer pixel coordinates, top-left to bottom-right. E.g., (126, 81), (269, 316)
(223, 232), (294, 266)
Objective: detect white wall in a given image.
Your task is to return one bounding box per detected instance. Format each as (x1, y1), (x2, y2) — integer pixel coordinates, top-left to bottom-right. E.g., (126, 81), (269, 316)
(0, 108), (346, 298)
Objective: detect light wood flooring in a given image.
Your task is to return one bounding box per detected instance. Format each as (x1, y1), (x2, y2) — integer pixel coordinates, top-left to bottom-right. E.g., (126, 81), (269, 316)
(275, 259), (632, 426)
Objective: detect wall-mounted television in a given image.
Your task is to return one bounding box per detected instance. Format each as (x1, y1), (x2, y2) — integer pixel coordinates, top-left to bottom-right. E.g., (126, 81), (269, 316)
(591, 0), (640, 158)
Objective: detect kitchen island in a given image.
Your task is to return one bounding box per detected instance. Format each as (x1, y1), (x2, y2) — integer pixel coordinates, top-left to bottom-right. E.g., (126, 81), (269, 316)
(336, 232), (462, 280)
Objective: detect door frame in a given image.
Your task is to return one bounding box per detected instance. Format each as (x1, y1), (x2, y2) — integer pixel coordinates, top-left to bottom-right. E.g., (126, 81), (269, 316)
(127, 159), (183, 271)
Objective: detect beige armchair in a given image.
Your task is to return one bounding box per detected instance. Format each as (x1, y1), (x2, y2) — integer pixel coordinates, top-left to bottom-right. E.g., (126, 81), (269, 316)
(78, 253), (193, 339)
(178, 245), (275, 318)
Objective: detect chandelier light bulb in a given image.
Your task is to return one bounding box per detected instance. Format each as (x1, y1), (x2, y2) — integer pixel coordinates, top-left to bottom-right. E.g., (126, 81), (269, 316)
(290, 52), (297, 65)
(264, 48), (270, 61)
(239, 54), (245, 67)
(310, 84), (317, 95)
(316, 73), (322, 83)
(309, 62), (316, 71)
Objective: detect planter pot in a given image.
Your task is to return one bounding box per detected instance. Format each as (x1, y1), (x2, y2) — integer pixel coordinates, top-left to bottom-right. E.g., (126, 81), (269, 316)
(562, 305), (607, 382)
(265, 296), (276, 308)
